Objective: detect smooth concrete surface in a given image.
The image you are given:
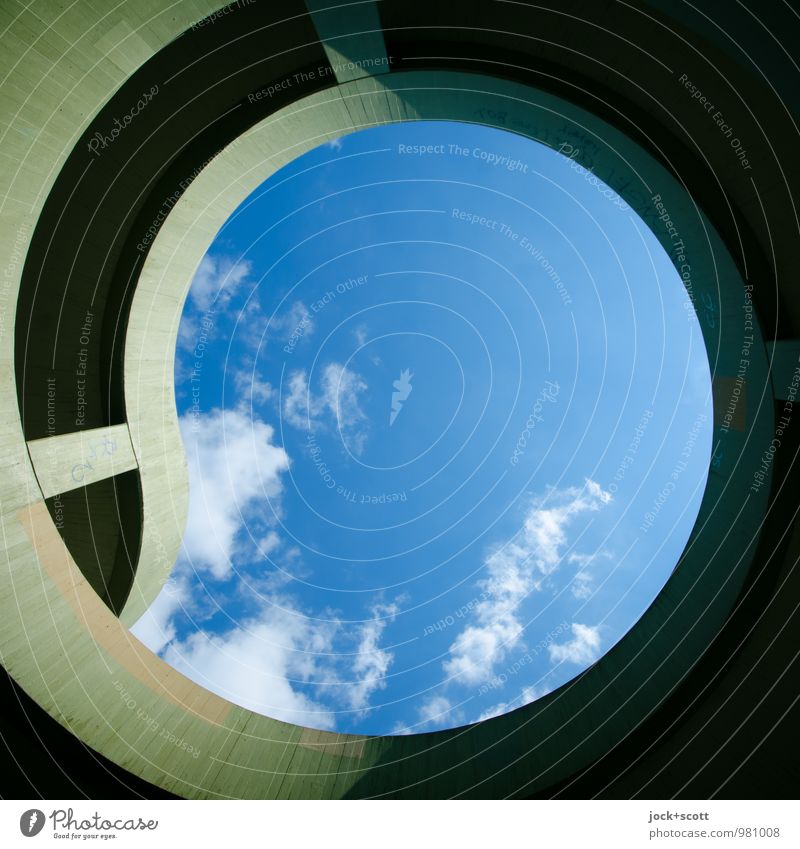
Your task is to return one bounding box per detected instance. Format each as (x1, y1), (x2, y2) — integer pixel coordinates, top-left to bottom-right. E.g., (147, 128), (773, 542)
(27, 424), (138, 499)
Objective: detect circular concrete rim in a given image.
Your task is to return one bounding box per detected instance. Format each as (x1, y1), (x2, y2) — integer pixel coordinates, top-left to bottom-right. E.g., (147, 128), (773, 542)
(1, 4), (779, 799)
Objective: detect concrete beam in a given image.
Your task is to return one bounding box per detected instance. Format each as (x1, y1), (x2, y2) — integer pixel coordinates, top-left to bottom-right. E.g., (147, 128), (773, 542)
(26, 424), (138, 499)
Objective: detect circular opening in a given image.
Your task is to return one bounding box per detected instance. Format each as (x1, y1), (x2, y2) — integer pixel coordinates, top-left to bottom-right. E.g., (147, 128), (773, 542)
(132, 120), (712, 735)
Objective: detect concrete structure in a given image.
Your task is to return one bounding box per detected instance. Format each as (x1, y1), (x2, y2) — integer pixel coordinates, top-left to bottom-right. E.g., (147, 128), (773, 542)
(1, 0), (798, 798)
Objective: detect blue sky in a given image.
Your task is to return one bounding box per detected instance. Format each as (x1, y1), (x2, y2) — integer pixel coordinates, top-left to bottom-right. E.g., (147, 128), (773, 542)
(132, 121), (712, 735)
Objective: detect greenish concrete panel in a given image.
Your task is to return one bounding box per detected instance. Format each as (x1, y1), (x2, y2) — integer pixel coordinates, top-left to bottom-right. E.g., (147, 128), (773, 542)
(305, 0), (391, 83)
(27, 424), (138, 499)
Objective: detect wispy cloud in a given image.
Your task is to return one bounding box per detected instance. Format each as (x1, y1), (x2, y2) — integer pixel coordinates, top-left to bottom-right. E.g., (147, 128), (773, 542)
(226, 298), (315, 356)
(418, 694), (458, 727)
(283, 370), (311, 429)
(570, 569), (594, 600)
(567, 550), (612, 599)
(392, 694), (462, 734)
(135, 403), (399, 722)
(161, 598), (339, 729)
(136, 578), (403, 727)
(549, 623), (601, 666)
(232, 364), (274, 406)
(180, 408), (289, 578)
(344, 602), (399, 712)
(320, 363), (369, 452)
(444, 480), (612, 686)
(283, 362), (370, 453)
(131, 576), (188, 655)
(177, 254), (252, 354)
(475, 683), (551, 722)
(270, 300), (314, 343)
(187, 254), (251, 313)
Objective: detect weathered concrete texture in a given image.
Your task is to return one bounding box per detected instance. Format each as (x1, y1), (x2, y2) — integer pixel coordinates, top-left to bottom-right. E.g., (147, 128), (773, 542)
(43, 472), (142, 616)
(9, 0), (330, 627)
(1, 0), (798, 799)
(27, 424), (137, 499)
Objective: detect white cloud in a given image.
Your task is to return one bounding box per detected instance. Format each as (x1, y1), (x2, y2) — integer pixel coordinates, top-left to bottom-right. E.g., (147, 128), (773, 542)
(549, 623), (602, 666)
(567, 549), (612, 599)
(177, 255), (252, 353)
(443, 613), (522, 687)
(345, 603), (399, 712)
(475, 683), (551, 722)
(444, 480), (611, 685)
(131, 576), (188, 655)
(138, 368), (399, 729)
(570, 571), (594, 599)
(520, 682), (551, 703)
(229, 526), (287, 579)
(418, 694), (456, 727)
(283, 370), (311, 429)
(391, 694), (461, 734)
(567, 552), (594, 568)
(258, 530), (281, 555)
(476, 703), (505, 722)
(269, 300), (314, 344)
(228, 298), (315, 356)
(188, 254), (252, 313)
(283, 362), (370, 453)
(162, 600), (338, 729)
(180, 407), (290, 578)
(320, 363), (369, 452)
(233, 366), (274, 406)
(136, 566), (402, 727)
